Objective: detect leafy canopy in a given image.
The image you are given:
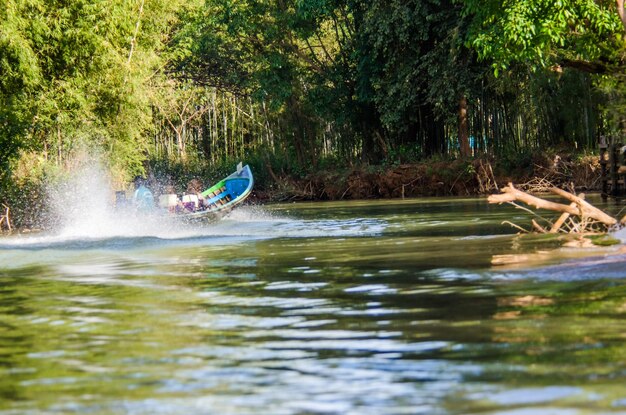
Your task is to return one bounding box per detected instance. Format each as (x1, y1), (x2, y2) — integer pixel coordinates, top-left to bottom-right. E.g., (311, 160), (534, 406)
(0, 0), (186, 182)
(463, 0), (623, 73)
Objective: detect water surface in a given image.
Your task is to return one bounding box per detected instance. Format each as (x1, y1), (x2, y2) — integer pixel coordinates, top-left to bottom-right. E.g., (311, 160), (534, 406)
(1, 197), (626, 414)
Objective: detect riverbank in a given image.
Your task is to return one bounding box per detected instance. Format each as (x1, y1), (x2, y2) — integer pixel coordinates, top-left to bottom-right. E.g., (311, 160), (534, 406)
(252, 153), (601, 202)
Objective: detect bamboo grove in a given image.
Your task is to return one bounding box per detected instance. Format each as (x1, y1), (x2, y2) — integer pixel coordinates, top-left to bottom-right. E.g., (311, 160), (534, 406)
(2, 0), (626, 188)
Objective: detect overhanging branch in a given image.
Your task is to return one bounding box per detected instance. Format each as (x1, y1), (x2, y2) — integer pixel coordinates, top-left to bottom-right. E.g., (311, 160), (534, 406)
(555, 57), (625, 74)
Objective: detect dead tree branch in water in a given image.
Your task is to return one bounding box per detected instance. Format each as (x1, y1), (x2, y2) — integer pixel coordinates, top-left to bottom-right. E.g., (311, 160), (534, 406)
(488, 183), (617, 234)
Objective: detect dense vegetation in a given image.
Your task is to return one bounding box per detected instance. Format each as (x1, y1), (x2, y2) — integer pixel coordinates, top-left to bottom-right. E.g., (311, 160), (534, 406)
(1, 0), (626, 225)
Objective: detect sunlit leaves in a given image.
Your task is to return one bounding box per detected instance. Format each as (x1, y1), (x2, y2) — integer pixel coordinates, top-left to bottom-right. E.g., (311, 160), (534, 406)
(463, 0), (623, 70)
(0, 0), (186, 180)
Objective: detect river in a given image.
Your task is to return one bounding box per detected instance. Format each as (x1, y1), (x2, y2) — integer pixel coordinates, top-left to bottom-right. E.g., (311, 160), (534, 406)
(1, 197), (626, 414)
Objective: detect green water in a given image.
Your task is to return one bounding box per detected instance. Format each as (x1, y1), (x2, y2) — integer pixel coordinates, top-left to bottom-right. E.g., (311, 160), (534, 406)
(1, 197), (626, 414)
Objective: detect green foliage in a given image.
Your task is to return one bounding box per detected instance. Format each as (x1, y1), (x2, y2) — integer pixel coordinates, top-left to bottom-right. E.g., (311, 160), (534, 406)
(462, 0), (623, 71)
(383, 143), (424, 166)
(358, 0), (482, 154)
(0, 1), (42, 172)
(169, 0), (387, 162)
(495, 147), (537, 177)
(95, 0), (626, 179)
(2, 0), (626, 209)
(0, 0), (184, 183)
(596, 72), (626, 135)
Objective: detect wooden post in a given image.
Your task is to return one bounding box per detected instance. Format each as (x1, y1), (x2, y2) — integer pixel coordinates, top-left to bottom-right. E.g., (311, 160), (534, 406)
(610, 143), (619, 196)
(600, 136), (608, 198)
(619, 144), (626, 197)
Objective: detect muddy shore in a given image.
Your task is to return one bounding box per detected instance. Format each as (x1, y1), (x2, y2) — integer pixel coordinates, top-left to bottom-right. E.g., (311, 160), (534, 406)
(251, 155), (601, 202)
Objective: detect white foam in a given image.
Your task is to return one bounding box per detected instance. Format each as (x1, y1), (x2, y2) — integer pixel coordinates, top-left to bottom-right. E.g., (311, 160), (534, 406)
(612, 226), (626, 242)
(44, 160), (194, 240)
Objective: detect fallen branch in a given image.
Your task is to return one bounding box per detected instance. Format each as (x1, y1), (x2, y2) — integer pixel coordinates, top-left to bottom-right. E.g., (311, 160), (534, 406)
(532, 219), (547, 233)
(488, 183), (618, 234)
(501, 220), (529, 233)
(550, 202), (577, 233)
(489, 183), (580, 213)
(549, 187), (617, 226)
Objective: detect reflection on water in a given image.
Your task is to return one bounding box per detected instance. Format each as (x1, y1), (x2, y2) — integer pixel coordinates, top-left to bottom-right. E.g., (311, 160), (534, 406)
(1, 198), (626, 414)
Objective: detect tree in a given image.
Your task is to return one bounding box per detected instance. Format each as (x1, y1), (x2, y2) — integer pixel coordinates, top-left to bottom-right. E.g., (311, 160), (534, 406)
(357, 0), (488, 156)
(462, 0), (626, 137)
(149, 78), (211, 160)
(161, 0), (626, 167)
(0, 0), (42, 176)
(0, 0), (187, 183)
(462, 0), (624, 74)
(169, 0), (391, 164)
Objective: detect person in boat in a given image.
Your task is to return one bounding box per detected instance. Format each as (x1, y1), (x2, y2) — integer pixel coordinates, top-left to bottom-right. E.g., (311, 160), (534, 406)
(183, 178), (207, 211)
(133, 176), (155, 212)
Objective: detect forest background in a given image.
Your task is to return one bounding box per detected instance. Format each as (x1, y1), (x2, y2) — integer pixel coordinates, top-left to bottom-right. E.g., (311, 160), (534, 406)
(1, 0), (626, 228)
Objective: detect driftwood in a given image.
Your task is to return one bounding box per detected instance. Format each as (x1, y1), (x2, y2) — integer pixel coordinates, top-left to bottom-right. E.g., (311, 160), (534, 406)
(550, 202), (577, 233)
(488, 183), (618, 234)
(549, 187), (617, 226)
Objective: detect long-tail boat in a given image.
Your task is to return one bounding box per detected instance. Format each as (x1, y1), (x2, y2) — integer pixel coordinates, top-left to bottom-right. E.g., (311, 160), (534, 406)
(158, 162), (254, 220)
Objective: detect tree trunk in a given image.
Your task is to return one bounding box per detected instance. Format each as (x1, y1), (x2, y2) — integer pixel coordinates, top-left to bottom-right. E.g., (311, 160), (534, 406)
(175, 128), (184, 159)
(618, 0), (626, 35)
(458, 95), (471, 157)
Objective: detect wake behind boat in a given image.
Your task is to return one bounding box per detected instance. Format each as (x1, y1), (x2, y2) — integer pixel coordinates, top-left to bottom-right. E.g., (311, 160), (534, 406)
(131, 163), (254, 221)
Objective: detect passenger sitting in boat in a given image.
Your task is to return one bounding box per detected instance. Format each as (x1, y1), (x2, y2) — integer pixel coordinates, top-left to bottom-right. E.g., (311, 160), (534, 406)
(133, 176), (155, 212)
(185, 178), (208, 210)
(181, 194), (199, 211)
(158, 187), (179, 213)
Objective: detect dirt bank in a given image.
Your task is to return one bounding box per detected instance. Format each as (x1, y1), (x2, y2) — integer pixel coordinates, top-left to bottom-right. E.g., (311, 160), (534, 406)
(252, 153), (602, 202)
